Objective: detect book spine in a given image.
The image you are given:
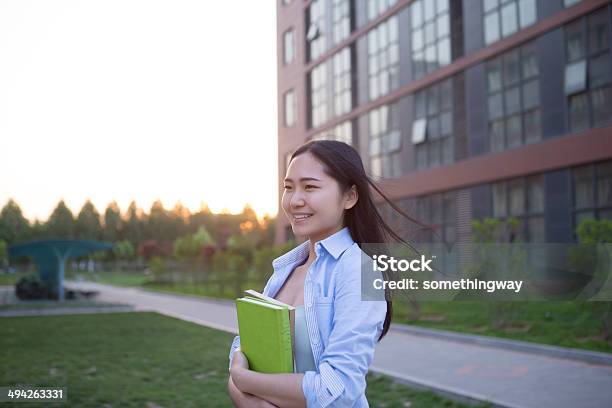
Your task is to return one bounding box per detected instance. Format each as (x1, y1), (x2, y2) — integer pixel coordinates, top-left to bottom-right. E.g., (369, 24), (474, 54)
(278, 309), (293, 373)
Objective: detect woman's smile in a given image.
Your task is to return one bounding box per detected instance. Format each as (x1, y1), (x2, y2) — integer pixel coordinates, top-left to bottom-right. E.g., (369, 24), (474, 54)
(292, 212), (313, 223)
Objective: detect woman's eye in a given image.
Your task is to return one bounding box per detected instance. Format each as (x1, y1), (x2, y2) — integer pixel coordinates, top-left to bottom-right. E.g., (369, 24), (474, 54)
(305, 185), (316, 190)
(283, 185), (292, 190)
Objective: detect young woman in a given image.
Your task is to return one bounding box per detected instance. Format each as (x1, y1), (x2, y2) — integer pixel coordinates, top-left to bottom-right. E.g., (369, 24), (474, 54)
(227, 140), (425, 407)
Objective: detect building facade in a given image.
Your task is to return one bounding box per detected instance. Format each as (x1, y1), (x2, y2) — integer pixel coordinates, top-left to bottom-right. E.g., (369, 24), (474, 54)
(276, 0), (612, 245)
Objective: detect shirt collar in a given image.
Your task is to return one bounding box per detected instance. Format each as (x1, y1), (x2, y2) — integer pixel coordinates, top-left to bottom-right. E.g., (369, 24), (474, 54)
(316, 226), (354, 259)
(272, 226), (354, 270)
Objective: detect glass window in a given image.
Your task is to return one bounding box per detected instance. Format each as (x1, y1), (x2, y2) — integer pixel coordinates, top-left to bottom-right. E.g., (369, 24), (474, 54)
(493, 182), (507, 217)
(523, 109), (541, 144)
(307, 0), (326, 62)
(565, 20), (585, 62)
(488, 93), (504, 119)
(412, 118), (427, 144)
(565, 9), (612, 133)
(484, 11), (500, 45)
(528, 217), (545, 243)
(518, 0), (536, 28)
(588, 9), (610, 55)
(284, 89), (296, 127)
(332, 47), (353, 117)
(522, 80), (539, 110)
(312, 120), (354, 145)
(486, 42), (541, 151)
(369, 102), (402, 178)
(284, 30), (295, 65)
(591, 86), (612, 127)
(490, 120), (505, 152)
(309, 62), (328, 128)
(589, 53), (611, 88)
(410, 0), (452, 80)
(366, 0), (398, 21)
(413, 78), (455, 169)
(564, 0), (582, 7)
(506, 114), (522, 148)
(504, 87), (521, 115)
(565, 60), (587, 95)
(573, 165), (594, 209)
(568, 92), (589, 132)
(492, 175), (544, 242)
(484, 0), (536, 45)
(501, 2), (518, 38)
(597, 162), (612, 207)
(527, 175), (544, 213)
(572, 161), (612, 238)
(508, 179), (525, 216)
(332, 0), (352, 45)
(368, 16), (399, 100)
(521, 43), (539, 78)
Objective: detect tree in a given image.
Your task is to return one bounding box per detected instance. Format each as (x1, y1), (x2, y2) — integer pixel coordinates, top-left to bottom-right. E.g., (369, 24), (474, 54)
(113, 240), (135, 271)
(0, 240), (7, 270)
(146, 200), (173, 242)
(44, 200), (75, 239)
(103, 201), (122, 242)
(75, 200), (102, 240)
(123, 201), (144, 247)
(576, 219), (612, 340)
(0, 199), (31, 244)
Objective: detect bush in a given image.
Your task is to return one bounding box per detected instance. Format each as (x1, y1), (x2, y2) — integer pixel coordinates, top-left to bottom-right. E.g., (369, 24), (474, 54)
(15, 275), (52, 300)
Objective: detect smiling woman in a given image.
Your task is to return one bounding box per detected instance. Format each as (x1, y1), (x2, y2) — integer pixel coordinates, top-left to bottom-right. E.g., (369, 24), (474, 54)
(227, 140), (431, 408)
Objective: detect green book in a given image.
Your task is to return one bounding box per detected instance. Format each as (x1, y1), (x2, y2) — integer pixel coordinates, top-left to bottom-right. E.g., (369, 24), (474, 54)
(235, 289), (295, 373)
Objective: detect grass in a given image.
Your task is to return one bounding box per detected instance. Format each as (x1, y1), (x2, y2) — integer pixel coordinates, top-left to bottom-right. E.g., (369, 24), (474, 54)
(0, 312), (481, 407)
(393, 300), (612, 353)
(0, 271), (29, 286)
(0, 299), (127, 311)
(22, 269), (612, 354)
(87, 270), (151, 287)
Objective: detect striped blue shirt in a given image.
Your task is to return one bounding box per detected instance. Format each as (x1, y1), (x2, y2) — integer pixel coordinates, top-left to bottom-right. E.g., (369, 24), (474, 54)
(228, 226), (387, 407)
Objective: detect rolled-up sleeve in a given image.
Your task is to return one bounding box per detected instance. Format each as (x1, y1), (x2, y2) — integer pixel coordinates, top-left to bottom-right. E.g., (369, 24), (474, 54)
(228, 335), (241, 372)
(302, 258), (387, 407)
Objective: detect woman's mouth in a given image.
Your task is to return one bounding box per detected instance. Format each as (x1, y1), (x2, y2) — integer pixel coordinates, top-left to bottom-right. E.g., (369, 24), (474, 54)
(293, 213), (313, 223)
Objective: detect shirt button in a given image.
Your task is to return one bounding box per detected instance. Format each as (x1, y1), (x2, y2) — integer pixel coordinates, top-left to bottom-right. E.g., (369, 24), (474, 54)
(307, 302), (313, 308)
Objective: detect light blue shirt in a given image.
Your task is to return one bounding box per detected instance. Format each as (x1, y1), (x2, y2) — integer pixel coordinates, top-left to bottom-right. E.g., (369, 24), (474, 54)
(228, 226), (387, 407)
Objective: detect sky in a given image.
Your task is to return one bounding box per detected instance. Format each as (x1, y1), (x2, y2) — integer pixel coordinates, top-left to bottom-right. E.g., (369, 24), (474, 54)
(0, 0), (279, 222)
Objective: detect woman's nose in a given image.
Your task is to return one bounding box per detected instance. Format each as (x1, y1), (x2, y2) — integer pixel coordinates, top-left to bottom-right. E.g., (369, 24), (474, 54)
(290, 191), (306, 208)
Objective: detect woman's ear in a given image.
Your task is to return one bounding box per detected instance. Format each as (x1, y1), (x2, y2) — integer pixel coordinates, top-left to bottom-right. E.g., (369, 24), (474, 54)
(344, 185), (358, 210)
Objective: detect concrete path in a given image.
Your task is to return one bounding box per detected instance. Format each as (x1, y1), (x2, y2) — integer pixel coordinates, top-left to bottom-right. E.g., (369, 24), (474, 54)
(64, 281), (612, 408)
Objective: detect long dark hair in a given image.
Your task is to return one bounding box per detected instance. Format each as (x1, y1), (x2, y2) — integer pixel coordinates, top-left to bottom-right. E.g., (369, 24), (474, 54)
(290, 139), (433, 342)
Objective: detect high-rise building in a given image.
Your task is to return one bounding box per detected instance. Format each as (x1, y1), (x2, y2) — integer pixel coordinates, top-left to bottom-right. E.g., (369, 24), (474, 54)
(276, 0), (612, 245)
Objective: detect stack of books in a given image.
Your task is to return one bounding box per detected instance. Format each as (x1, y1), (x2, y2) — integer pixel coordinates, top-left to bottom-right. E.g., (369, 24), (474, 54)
(235, 289), (296, 373)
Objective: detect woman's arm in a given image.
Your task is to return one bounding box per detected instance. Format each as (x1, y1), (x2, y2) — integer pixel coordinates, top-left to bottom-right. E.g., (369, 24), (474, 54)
(227, 374), (279, 408)
(230, 350), (306, 408)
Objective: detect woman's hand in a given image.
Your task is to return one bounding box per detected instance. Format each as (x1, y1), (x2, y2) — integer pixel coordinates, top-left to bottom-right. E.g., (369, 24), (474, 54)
(230, 349), (250, 371)
(228, 375), (278, 407)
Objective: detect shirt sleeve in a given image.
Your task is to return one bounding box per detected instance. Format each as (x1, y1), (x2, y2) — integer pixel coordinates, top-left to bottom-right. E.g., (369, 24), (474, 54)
(301, 254), (387, 407)
(228, 335), (241, 372)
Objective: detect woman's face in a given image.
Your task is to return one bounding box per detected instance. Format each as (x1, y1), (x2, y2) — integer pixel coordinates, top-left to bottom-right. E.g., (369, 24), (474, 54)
(282, 151), (357, 243)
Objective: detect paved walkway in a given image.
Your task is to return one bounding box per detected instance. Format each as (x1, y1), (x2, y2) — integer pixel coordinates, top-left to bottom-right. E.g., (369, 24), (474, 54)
(63, 282), (612, 408)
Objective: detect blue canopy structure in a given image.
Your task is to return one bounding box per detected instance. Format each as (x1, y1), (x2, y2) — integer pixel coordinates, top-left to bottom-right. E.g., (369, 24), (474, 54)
(8, 240), (113, 301)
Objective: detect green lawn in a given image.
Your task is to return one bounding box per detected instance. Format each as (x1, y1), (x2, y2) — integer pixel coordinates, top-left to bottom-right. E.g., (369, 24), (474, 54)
(0, 271), (29, 286)
(87, 270), (151, 287)
(126, 280), (612, 354)
(71, 271), (612, 354)
(0, 312), (483, 407)
(392, 300), (612, 353)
